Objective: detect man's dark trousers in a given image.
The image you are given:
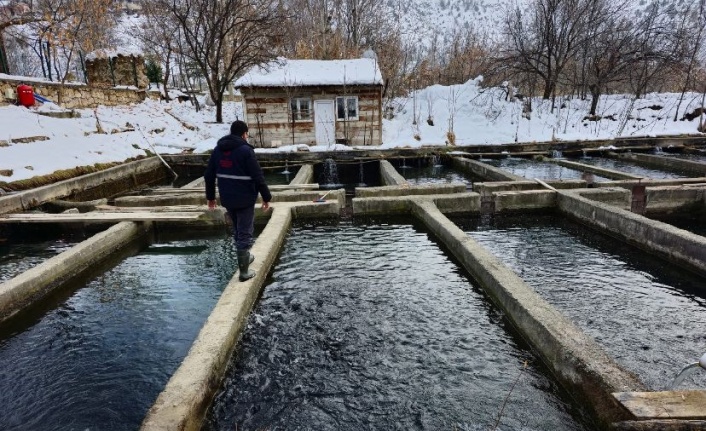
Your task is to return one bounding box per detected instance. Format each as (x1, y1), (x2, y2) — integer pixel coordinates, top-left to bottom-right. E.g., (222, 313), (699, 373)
(226, 206), (255, 250)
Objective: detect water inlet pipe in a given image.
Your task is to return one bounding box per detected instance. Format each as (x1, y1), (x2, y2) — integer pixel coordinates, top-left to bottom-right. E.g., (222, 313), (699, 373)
(314, 190), (333, 203)
(135, 124), (179, 180)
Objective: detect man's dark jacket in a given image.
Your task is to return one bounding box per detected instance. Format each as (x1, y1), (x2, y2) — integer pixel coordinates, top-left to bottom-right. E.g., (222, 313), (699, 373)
(204, 135), (272, 209)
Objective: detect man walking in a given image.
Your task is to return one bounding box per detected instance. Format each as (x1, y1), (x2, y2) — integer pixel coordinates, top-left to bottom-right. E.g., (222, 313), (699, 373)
(205, 120), (272, 281)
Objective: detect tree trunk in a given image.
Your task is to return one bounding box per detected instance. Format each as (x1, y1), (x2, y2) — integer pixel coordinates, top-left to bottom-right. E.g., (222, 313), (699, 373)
(0, 32), (9, 74)
(163, 56), (171, 101)
(542, 77), (554, 99)
(216, 97), (223, 123)
(589, 84), (601, 116)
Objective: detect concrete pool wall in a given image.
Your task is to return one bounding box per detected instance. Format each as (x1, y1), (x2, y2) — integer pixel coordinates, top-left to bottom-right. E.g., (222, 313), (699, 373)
(141, 200), (342, 431)
(1, 145), (705, 430)
(0, 221), (151, 324)
(0, 157), (168, 215)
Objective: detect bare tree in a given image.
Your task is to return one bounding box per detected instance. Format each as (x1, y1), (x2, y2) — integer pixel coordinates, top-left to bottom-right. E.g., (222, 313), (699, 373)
(628, 1), (687, 98)
(674, 1), (706, 121)
(29, 0), (115, 102)
(158, 0), (287, 123)
(446, 85), (460, 145)
(581, 0), (637, 115)
(133, 2), (180, 101)
(500, 0), (596, 100)
(0, 2), (38, 74)
(284, 0), (340, 59)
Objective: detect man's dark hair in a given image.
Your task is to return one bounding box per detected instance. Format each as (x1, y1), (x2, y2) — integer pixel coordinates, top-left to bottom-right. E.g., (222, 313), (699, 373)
(230, 120), (249, 137)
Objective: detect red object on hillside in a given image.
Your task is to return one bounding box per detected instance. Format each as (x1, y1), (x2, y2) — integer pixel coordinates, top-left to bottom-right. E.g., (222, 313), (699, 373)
(16, 84), (35, 107)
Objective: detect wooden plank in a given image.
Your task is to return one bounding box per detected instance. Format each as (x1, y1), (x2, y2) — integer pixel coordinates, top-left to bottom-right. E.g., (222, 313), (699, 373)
(0, 212), (205, 223)
(613, 391), (706, 420)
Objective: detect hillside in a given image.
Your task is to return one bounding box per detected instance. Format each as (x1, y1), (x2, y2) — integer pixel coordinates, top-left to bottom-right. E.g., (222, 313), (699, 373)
(393, 0), (697, 45)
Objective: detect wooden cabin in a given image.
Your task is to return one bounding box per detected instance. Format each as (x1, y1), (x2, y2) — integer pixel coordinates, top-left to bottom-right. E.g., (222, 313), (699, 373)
(234, 58), (384, 148)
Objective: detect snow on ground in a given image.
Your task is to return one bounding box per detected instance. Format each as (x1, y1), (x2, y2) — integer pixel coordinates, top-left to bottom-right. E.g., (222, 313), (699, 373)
(1, 78), (704, 184)
(382, 78), (705, 147)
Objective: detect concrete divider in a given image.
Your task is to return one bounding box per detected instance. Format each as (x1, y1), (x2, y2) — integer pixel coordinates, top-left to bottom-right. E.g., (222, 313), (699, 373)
(114, 189), (344, 208)
(430, 193), (480, 214)
(182, 177), (205, 188)
(474, 180), (586, 195)
(597, 178), (706, 190)
(573, 187), (631, 209)
(452, 157), (525, 181)
(548, 159), (643, 180)
(352, 193), (479, 215)
(379, 160), (407, 185)
(290, 164), (314, 184)
(0, 157), (166, 215)
(352, 195), (413, 215)
(409, 199), (646, 426)
(0, 221), (152, 325)
(355, 183), (466, 198)
(354, 186), (632, 216)
(141, 200), (340, 431)
(610, 153), (706, 176)
(494, 189), (556, 212)
(645, 186), (706, 215)
(558, 192), (706, 276)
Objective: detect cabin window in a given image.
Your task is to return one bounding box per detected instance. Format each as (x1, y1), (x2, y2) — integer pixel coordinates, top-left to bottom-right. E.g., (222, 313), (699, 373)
(336, 96), (358, 121)
(290, 98), (312, 121)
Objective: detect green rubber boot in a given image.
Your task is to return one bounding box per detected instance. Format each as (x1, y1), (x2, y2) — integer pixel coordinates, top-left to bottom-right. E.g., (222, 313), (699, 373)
(237, 249), (256, 281)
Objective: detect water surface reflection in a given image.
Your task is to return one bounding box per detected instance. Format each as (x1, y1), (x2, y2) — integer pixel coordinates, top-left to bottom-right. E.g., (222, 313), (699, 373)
(457, 213), (706, 390)
(0, 234), (236, 430)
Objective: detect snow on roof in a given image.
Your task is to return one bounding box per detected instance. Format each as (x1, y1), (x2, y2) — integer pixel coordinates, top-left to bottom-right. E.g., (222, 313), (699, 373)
(85, 47), (143, 61)
(234, 58), (383, 88)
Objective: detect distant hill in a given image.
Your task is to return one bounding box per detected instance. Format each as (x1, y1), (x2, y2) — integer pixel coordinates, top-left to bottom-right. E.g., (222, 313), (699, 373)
(390, 0), (697, 46)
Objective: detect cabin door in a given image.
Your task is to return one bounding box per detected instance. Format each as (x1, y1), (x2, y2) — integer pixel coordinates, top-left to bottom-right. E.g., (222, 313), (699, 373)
(314, 100), (335, 147)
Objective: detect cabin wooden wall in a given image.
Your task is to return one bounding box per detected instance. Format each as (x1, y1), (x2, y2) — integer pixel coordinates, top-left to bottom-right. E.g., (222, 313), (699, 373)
(241, 85), (382, 148)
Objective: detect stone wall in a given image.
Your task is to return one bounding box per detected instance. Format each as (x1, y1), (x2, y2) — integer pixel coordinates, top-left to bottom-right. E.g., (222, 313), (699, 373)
(0, 76), (148, 109)
(85, 54), (149, 89)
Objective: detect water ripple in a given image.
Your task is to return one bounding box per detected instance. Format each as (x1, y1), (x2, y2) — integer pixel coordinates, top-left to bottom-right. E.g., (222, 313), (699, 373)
(205, 221), (592, 431)
(461, 214), (706, 390)
(0, 236), (235, 430)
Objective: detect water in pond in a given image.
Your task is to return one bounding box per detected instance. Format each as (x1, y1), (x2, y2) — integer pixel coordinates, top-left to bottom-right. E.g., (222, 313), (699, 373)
(0, 227), (106, 283)
(399, 164), (476, 188)
(315, 160), (380, 191)
(0, 234), (237, 430)
(264, 167), (297, 186)
(574, 157), (689, 179)
(651, 214), (706, 238)
(455, 213), (706, 390)
(0, 239), (76, 283)
(205, 219), (594, 431)
(484, 158), (610, 182)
